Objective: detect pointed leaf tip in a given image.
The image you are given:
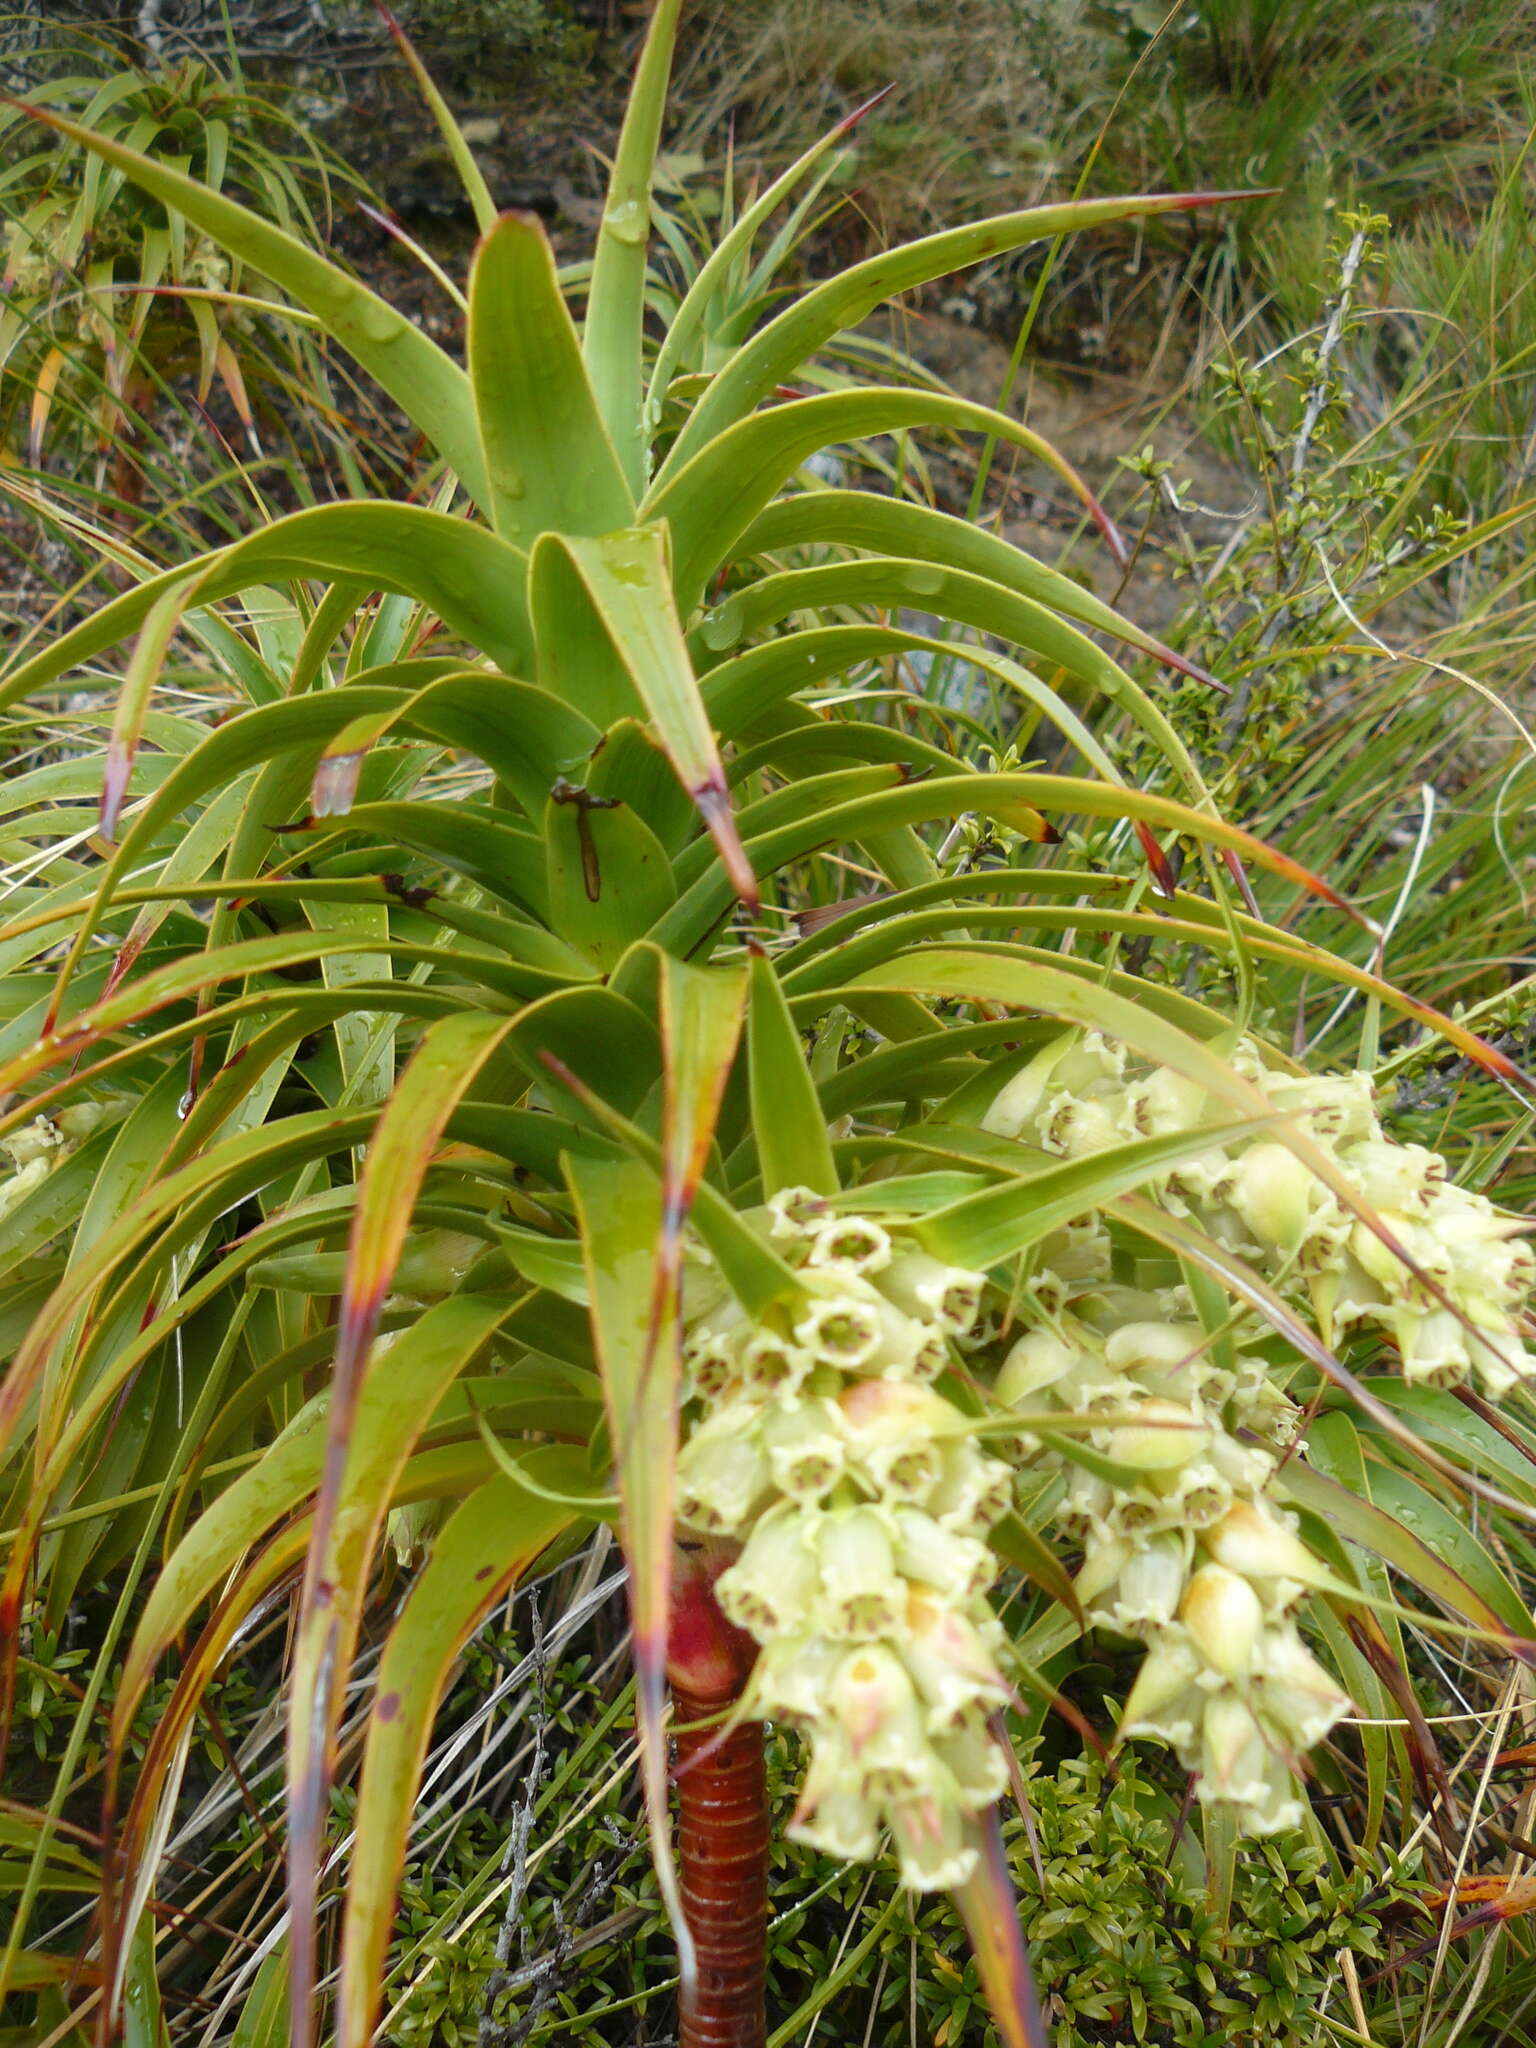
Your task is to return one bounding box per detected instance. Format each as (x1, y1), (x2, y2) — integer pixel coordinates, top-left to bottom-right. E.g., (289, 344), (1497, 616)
(695, 783), (760, 911)
(838, 82), (897, 133)
(1133, 821), (1178, 899)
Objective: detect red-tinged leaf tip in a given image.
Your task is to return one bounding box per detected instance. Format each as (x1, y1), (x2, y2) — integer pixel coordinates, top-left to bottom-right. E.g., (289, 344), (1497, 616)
(837, 82), (897, 133)
(1220, 845), (1262, 917)
(99, 925), (149, 1006)
(1160, 187), (1282, 209)
(312, 749), (364, 820)
(355, 198), (405, 237)
(99, 741), (132, 843)
(953, 1807), (1051, 2048)
(1134, 821), (1177, 900)
(792, 889), (887, 938)
(1089, 498), (1130, 569)
(694, 782), (759, 912)
(1262, 845), (1376, 932)
(1142, 635), (1228, 695)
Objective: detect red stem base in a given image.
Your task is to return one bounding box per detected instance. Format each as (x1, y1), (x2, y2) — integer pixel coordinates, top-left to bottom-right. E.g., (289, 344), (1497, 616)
(672, 1687), (769, 2048)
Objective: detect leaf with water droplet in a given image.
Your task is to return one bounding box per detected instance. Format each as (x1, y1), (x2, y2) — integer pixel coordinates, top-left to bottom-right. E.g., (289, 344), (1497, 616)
(699, 602), (743, 652)
(603, 198), (650, 247)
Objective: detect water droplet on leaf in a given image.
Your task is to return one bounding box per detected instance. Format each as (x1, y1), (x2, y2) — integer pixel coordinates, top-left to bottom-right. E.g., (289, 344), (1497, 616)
(603, 199), (649, 246)
(700, 602), (743, 651)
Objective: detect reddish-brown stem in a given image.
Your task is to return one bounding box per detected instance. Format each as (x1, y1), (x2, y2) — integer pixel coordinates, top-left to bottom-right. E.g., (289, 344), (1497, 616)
(667, 1538), (768, 2048)
(671, 1686), (769, 2048)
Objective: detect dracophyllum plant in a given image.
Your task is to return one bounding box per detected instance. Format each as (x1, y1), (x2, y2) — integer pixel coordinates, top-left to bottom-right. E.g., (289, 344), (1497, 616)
(3, 8), (1536, 2047)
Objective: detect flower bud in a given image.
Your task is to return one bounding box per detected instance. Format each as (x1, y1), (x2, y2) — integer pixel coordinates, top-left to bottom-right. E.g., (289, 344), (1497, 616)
(1180, 1564), (1263, 1678)
(981, 1033), (1077, 1139)
(714, 1510), (822, 1639)
(815, 1507), (906, 1639)
(1227, 1142), (1316, 1252)
(53, 1101), (108, 1142)
(878, 1251), (988, 1336)
(995, 1326), (1085, 1405)
(1204, 1502), (1322, 1586)
(1103, 1322), (1209, 1377)
(838, 1378), (959, 1448)
(1096, 1397), (1210, 1472)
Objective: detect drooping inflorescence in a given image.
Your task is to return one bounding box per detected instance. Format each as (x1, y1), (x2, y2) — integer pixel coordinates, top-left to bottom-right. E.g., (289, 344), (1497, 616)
(984, 1029), (1530, 1830)
(673, 1030), (1534, 1874)
(676, 1189), (1013, 1889)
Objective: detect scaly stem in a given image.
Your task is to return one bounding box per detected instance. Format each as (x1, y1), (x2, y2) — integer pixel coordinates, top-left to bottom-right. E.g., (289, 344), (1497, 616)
(671, 1688), (769, 2048)
(668, 1538), (768, 2048)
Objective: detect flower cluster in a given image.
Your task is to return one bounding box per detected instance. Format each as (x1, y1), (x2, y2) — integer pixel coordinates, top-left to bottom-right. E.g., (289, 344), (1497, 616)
(0, 1108), (104, 1231)
(984, 1030), (1534, 1397)
(982, 1029), (1534, 1831)
(994, 1311), (1347, 1831)
(675, 1191), (1013, 1888)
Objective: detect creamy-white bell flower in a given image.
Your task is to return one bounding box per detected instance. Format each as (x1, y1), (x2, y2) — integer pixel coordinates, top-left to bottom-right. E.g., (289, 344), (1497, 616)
(807, 1212), (893, 1275)
(1202, 1500), (1324, 1586)
(1181, 1564), (1264, 1679)
(714, 1508), (822, 1637)
(814, 1507), (907, 1639)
